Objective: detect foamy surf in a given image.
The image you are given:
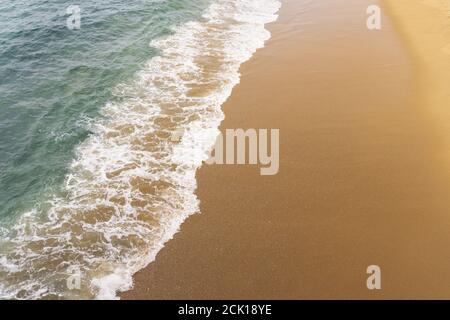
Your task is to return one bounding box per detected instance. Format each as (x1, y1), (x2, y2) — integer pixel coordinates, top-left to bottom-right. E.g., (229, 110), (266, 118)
(0, 0), (281, 299)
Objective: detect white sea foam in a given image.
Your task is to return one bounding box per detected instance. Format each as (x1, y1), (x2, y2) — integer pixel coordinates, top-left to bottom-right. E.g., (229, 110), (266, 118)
(0, 0), (281, 299)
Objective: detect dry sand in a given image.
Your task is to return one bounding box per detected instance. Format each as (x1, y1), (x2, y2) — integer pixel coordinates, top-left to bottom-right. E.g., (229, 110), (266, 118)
(122, 0), (450, 299)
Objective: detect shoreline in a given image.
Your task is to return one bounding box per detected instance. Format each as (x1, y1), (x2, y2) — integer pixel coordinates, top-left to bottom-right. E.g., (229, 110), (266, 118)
(122, 0), (450, 299)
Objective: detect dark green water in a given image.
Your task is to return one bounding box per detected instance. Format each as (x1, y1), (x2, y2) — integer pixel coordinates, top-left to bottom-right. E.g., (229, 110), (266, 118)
(0, 0), (210, 225)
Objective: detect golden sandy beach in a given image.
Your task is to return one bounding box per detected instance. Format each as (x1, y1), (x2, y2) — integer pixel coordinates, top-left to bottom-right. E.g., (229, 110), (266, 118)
(122, 0), (450, 299)
(383, 0), (450, 167)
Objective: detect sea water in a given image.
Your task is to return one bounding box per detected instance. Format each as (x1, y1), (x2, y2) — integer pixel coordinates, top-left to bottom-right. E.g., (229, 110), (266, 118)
(0, 0), (280, 299)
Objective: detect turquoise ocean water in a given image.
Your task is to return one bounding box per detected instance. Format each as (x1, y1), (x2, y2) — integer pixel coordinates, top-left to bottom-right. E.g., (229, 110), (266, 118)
(0, 0), (210, 228)
(0, 0), (280, 299)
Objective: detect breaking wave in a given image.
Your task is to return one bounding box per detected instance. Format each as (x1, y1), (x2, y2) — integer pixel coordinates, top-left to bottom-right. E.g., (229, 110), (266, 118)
(0, 0), (281, 299)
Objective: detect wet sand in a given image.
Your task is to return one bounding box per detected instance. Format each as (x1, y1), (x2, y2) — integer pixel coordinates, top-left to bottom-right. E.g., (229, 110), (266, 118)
(122, 0), (450, 299)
